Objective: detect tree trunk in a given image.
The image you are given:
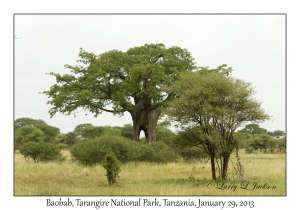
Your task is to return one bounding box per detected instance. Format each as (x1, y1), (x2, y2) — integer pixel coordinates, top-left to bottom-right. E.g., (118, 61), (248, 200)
(145, 109), (161, 144)
(129, 100), (161, 143)
(221, 154), (230, 180)
(210, 149), (217, 180)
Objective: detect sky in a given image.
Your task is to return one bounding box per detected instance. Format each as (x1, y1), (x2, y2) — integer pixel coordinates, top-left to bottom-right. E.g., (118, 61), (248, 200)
(14, 14), (286, 134)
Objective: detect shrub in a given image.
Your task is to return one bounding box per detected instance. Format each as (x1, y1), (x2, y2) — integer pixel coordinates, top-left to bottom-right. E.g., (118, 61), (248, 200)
(245, 134), (281, 154)
(14, 126), (45, 150)
(19, 142), (62, 162)
(70, 135), (179, 166)
(70, 135), (137, 166)
(278, 139), (286, 152)
(148, 141), (179, 163)
(178, 146), (208, 161)
(101, 153), (121, 185)
(56, 143), (69, 150)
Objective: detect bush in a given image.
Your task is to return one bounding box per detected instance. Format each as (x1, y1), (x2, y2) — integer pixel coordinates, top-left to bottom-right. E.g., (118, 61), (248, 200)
(70, 135), (179, 166)
(101, 153), (121, 185)
(19, 142), (62, 162)
(56, 143), (69, 150)
(70, 135), (137, 166)
(147, 141), (179, 163)
(178, 146), (208, 161)
(245, 134), (281, 154)
(14, 126), (45, 150)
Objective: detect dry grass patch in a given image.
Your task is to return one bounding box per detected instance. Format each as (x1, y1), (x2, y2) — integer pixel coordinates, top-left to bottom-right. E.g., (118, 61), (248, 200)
(14, 149), (285, 196)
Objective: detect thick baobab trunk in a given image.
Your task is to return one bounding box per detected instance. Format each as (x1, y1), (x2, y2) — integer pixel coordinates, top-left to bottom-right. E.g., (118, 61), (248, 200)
(145, 109), (161, 144)
(130, 101), (161, 143)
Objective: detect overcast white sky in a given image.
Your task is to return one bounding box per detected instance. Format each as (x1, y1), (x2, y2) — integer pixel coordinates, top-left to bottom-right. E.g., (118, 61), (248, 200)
(14, 14), (285, 133)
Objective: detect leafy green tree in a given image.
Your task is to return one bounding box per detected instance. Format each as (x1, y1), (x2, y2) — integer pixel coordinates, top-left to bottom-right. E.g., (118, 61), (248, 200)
(246, 134), (279, 154)
(20, 142), (62, 162)
(54, 132), (79, 147)
(80, 126), (104, 139)
(165, 68), (270, 180)
(34, 123), (60, 142)
(101, 126), (122, 136)
(56, 143), (69, 150)
(278, 137), (286, 152)
(238, 124), (267, 137)
(54, 133), (67, 144)
(73, 123), (93, 137)
(267, 130), (286, 139)
(14, 117), (46, 131)
(64, 132), (79, 146)
(14, 126), (45, 150)
(42, 43), (196, 143)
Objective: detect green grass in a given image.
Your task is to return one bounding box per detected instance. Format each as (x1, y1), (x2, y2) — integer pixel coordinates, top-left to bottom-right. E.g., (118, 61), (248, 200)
(14, 150), (286, 196)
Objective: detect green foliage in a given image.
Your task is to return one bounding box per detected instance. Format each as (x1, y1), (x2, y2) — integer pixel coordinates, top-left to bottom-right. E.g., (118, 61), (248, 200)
(166, 69), (269, 128)
(101, 126), (122, 136)
(80, 125), (103, 139)
(64, 132), (79, 146)
(70, 135), (136, 166)
(238, 124), (267, 137)
(53, 134), (67, 144)
(14, 118), (61, 150)
(165, 68), (270, 180)
(14, 126), (46, 150)
(143, 141), (179, 163)
(56, 143), (69, 150)
(14, 117), (46, 131)
(80, 125), (121, 139)
(233, 132), (252, 149)
(34, 123), (60, 142)
(277, 138), (286, 152)
(19, 142), (62, 162)
(245, 134), (281, 154)
(42, 43), (196, 118)
(54, 132), (79, 147)
(120, 123), (134, 140)
(267, 130), (286, 139)
(177, 146), (208, 162)
(42, 44), (197, 142)
(101, 153), (121, 185)
(73, 123), (93, 136)
(155, 123), (176, 146)
(70, 135), (178, 166)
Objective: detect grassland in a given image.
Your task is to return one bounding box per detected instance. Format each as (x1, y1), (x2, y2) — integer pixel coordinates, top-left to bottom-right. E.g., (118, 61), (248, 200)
(14, 150), (286, 196)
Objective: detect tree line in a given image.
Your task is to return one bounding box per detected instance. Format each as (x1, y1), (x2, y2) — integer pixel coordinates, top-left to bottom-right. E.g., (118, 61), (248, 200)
(14, 117), (285, 163)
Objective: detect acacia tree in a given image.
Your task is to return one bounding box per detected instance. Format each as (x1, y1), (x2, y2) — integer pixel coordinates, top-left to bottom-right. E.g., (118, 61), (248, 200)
(42, 43), (196, 143)
(165, 68), (270, 180)
(73, 123), (93, 137)
(14, 117), (47, 131)
(238, 123), (267, 137)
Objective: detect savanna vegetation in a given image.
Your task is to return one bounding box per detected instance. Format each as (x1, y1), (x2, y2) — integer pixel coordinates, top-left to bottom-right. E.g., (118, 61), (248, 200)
(14, 149), (285, 196)
(15, 43), (286, 195)
(14, 117), (286, 195)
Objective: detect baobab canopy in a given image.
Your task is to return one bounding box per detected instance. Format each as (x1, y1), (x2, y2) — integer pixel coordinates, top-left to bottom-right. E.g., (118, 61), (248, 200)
(42, 43), (196, 143)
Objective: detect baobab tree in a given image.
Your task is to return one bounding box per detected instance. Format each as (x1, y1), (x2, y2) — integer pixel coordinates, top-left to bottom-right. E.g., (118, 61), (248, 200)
(42, 43), (196, 143)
